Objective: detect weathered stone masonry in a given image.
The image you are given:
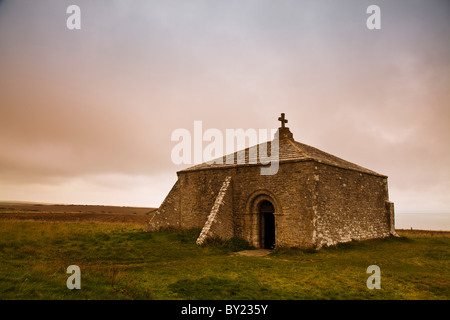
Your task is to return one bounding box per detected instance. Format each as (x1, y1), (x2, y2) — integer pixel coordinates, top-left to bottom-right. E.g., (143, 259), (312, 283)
(147, 115), (397, 249)
(196, 176), (233, 245)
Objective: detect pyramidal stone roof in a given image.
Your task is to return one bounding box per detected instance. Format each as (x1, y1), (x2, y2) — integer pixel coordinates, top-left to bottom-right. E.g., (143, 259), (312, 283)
(179, 115), (385, 177)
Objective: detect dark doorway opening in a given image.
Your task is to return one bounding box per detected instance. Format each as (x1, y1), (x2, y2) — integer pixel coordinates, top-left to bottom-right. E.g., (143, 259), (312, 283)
(259, 200), (275, 249)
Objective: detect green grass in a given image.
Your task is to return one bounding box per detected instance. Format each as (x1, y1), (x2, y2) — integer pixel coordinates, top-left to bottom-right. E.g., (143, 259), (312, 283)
(0, 220), (448, 300)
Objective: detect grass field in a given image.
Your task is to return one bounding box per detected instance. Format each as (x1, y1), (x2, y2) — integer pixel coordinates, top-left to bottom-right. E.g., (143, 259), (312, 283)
(0, 219), (448, 300)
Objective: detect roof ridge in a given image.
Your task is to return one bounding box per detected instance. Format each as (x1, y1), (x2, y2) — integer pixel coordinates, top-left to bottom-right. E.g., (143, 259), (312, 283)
(285, 138), (309, 157)
(292, 140), (383, 176)
(178, 132), (385, 177)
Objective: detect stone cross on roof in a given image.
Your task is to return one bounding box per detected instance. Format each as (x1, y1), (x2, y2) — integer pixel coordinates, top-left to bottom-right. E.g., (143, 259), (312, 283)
(278, 113), (288, 128)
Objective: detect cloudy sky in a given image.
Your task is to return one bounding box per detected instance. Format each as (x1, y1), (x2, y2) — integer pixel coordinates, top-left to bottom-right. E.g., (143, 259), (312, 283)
(0, 0), (449, 230)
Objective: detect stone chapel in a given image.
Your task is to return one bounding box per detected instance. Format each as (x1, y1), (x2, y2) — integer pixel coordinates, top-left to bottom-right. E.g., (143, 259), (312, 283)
(146, 114), (397, 249)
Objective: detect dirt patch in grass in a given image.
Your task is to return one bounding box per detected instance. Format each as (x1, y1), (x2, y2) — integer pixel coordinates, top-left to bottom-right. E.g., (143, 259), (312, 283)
(233, 249), (272, 257)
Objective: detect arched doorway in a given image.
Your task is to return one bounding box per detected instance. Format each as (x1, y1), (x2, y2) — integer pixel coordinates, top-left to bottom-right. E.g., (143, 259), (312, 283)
(245, 190), (281, 249)
(259, 200), (275, 249)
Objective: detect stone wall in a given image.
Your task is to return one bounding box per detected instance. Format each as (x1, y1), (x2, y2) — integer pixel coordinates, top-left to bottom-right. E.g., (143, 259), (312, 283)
(230, 161), (315, 248)
(178, 168), (232, 230)
(146, 179), (181, 231)
(385, 201), (398, 236)
(196, 176), (233, 244)
(311, 162), (391, 248)
(147, 160), (394, 249)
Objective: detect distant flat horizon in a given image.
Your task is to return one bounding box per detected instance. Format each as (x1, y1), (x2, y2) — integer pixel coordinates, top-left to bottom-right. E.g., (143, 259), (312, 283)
(0, 199), (155, 209)
(1, 199), (448, 231)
